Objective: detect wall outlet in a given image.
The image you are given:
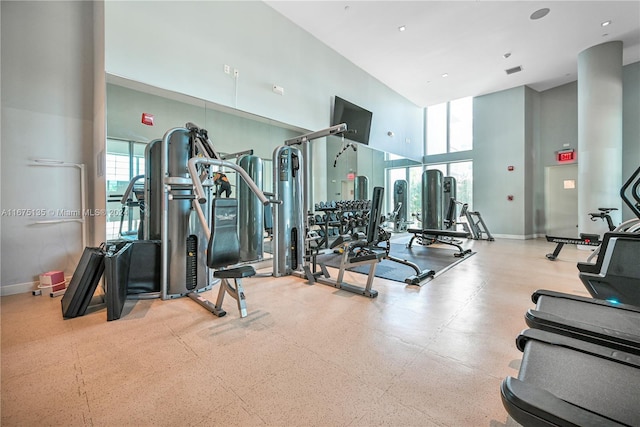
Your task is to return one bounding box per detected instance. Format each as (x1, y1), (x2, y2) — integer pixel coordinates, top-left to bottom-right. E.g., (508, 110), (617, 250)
(224, 64), (230, 74)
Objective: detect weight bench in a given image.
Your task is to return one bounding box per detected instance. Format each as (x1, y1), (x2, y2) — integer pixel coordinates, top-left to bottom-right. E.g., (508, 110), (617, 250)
(304, 186), (386, 298)
(406, 228), (471, 257)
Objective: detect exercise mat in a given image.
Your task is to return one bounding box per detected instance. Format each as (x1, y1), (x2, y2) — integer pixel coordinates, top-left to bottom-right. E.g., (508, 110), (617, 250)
(315, 243), (474, 284)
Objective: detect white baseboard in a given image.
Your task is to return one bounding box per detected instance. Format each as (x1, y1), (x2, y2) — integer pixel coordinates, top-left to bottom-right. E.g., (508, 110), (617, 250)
(2, 275), (72, 296)
(1, 281), (38, 296)
(492, 233), (536, 240)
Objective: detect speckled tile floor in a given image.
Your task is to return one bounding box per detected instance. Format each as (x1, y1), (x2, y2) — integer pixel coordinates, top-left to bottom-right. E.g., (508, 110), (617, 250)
(1, 237), (591, 426)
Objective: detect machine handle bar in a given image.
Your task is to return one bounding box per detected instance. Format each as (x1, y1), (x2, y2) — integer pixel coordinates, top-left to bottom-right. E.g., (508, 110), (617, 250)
(188, 157), (272, 206)
(119, 174), (145, 204)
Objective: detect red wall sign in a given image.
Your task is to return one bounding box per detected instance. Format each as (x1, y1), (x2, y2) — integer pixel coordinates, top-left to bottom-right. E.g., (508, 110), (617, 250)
(557, 150), (575, 162)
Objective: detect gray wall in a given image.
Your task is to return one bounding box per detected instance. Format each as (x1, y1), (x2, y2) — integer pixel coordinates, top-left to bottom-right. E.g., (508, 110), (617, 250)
(104, 1), (424, 161)
(424, 62), (638, 239)
(473, 87), (529, 238)
(533, 81), (579, 234)
(1, 1), (98, 292)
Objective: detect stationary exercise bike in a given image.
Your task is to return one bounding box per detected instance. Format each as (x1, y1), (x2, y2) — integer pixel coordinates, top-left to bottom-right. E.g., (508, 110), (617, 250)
(545, 208), (617, 261)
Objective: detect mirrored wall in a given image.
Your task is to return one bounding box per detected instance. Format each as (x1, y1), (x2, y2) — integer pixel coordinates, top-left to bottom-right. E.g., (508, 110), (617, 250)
(105, 76), (426, 243)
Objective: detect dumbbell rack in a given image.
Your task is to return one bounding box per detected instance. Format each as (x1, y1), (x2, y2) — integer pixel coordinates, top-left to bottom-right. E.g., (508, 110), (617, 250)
(311, 200), (372, 248)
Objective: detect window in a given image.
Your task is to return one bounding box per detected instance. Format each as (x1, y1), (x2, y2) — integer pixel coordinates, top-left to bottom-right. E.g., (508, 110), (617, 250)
(427, 161), (473, 209)
(449, 161), (473, 209)
(426, 96), (473, 154)
(106, 139), (147, 240)
(385, 166), (423, 222)
(426, 103), (447, 155)
(449, 97), (473, 152)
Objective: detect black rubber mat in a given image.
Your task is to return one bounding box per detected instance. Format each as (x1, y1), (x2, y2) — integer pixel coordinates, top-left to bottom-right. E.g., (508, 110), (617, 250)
(316, 243), (474, 284)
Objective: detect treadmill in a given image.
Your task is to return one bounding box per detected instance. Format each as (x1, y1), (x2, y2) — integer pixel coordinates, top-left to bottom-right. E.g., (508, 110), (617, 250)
(501, 329), (640, 426)
(526, 290), (640, 355)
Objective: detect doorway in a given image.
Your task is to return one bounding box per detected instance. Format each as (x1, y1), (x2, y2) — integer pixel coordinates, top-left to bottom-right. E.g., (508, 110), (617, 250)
(545, 164), (578, 236)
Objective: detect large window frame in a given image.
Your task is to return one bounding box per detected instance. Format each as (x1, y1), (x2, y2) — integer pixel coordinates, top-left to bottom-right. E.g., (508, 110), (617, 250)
(106, 138), (147, 240)
(426, 161), (473, 210)
(426, 97), (473, 155)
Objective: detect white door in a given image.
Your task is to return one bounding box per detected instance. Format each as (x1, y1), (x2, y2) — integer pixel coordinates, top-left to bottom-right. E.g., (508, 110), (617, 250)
(341, 180), (354, 200)
(545, 164), (579, 237)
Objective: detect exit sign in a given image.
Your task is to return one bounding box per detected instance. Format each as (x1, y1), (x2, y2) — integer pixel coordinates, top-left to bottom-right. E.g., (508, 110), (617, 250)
(557, 149), (575, 162)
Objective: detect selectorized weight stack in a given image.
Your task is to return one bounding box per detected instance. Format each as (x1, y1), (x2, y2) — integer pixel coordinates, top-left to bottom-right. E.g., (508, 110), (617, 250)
(237, 155), (264, 262)
(272, 124), (348, 278)
(272, 145), (306, 277)
(145, 127), (213, 299)
(443, 176), (457, 229)
(354, 175), (369, 200)
(393, 179), (408, 232)
(422, 169), (444, 230)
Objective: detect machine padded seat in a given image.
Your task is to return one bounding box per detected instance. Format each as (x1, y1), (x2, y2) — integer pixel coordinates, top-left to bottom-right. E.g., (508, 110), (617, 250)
(407, 228), (468, 238)
(213, 265), (256, 279)
(347, 248), (386, 264)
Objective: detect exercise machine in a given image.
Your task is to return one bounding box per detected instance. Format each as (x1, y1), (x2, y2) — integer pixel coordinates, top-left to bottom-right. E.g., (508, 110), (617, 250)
(544, 233), (601, 261)
(373, 225), (435, 286)
(304, 187), (387, 297)
(525, 289), (640, 355)
(576, 231), (640, 305)
(407, 169), (472, 256)
(272, 123), (348, 278)
(422, 169), (443, 229)
(117, 174), (145, 240)
(501, 328), (640, 426)
(189, 155), (274, 317)
(237, 154), (265, 262)
(545, 208), (612, 260)
(392, 179), (409, 232)
(459, 203), (494, 241)
(406, 228), (471, 257)
(354, 175), (369, 200)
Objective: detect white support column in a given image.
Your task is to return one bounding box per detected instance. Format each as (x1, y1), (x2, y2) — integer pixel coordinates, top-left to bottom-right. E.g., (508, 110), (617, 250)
(578, 41), (623, 235)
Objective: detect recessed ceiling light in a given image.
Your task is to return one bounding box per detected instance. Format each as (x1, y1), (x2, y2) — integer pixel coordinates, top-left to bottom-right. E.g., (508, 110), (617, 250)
(530, 8), (550, 20)
(602, 33), (609, 37)
(442, 73), (449, 78)
(601, 20), (611, 27)
(398, 25), (406, 32)
(503, 52), (512, 59)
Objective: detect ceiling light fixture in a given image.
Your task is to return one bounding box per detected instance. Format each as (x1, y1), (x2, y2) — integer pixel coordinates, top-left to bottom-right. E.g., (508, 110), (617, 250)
(530, 8), (550, 20)
(442, 73), (449, 78)
(601, 20), (611, 27)
(398, 25), (406, 32)
(503, 52), (512, 59)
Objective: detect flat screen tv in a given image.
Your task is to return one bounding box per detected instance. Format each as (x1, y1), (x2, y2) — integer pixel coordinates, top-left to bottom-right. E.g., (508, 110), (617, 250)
(331, 96), (372, 145)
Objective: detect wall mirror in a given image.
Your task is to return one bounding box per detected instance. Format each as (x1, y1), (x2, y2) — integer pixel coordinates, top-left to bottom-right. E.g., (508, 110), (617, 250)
(105, 76), (425, 248)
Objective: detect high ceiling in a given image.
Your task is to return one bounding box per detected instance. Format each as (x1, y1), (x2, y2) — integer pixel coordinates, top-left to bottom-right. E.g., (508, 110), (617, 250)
(265, 1), (640, 107)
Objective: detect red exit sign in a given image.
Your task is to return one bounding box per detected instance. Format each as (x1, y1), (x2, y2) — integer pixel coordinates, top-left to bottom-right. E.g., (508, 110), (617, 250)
(557, 149), (575, 162)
